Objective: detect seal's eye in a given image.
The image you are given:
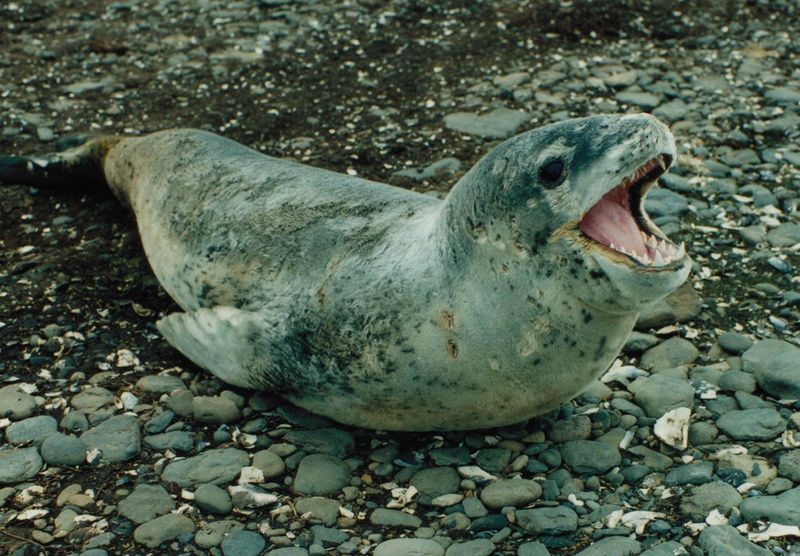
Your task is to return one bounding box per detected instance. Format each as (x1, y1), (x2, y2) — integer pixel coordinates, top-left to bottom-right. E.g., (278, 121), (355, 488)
(539, 160), (565, 188)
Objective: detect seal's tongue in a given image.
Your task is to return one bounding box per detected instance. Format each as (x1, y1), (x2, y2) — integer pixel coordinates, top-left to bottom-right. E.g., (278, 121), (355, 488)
(579, 186), (647, 256)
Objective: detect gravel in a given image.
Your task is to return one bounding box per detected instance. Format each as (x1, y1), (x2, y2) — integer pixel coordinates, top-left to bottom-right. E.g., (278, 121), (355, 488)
(0, 1), (798, 554)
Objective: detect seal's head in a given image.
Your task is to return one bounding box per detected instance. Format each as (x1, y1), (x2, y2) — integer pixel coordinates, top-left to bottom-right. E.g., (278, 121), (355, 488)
(446, 113), (691, 313)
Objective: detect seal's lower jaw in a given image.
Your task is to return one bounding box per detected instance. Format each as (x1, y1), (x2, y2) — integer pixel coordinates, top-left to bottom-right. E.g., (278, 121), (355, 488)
(578, 154), (687, 272)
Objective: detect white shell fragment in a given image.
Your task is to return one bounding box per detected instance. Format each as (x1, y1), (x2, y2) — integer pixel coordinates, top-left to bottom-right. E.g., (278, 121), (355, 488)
(654, 407), (691, 450)
(118, 391), (139, 411)
(456, 466), (497, 481)
(605, 509), (666, 535)
(227, 484), (277, 508)
(386, 486), (417, 509)
(705, 509), (728, 526)
(748, 523), (800, 542)
(238, 466), (265, 485)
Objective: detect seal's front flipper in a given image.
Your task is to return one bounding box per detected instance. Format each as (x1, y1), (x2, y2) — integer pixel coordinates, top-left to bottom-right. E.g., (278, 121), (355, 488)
(157, 306), (271, 389)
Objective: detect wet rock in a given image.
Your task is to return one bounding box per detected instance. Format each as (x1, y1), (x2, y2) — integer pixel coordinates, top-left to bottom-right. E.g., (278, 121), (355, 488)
(0, 447), (43, 484)
(698, 525), (771, 555)
(293, 454), (350, 496)
(192, 395), (241, 424)
(133, 513), (195, 548)
(80, 414), (141, 463)
(118, 484), (175, 524)
(575, 537), (640, 556)
(561, 441), (621, 474)
(640, 337), (698, 372)
(370, 508), (422, 528)
(374, 538), (445, 556)
(5, 415), (57, 446)
(195, 483), (233, 515)
(680, 481), (742, 520)
(444, 108), (530, 138)
(740, 486), (800, 525)
(162, 448), (249, 488)
(40, 433), (87, 466)
(634, 374), (694, 417)
(716, 408), (785, 440)
(0, 385), (36, 420)
(221, 530), (266, 556)
(743, 340), (800, 400)
(516, 506), (578, 534)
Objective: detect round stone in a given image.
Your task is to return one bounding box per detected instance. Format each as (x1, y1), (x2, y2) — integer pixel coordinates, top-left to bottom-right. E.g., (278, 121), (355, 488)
(716, 408), (786, 441)
(740, 486), (800, 525)
(679, 481), (742, 520)
(374, 538), (445, 556)
(40, 433), (87, 466)
(221, 530), (266, 556)
(5, 415), (58, 446)
(634, 374), (694, 417)
(0, 385), (36, 420)
(295, 497), (340, 526)
(252, 449), (286, 479)
(480, 479), (541, 509)
(743, 340), (800, 400)
(136, 375), (187, 393)
(0, 447), (43, 484)
(516, 506), (578, 534)
(369, 508), (422, 529)
(195, 520), (244, 549)
(718, 332), (753, 354)
(445, 539), (494, 556)
(195, 483), (233, 515)
(698, 525), (771, 555)
(118, 484), (176, 524)
(293, 454), (350, 496)
(410, 467), (460, 503)
(560, 441), (621, 474)
(640, 337), (698, 372)
(161, 448), (249, 488)
(284, 428), (354, 458)
(133, 513), (195, 548)
(80, 414), (141, 463)
(192, 396), (241, 424)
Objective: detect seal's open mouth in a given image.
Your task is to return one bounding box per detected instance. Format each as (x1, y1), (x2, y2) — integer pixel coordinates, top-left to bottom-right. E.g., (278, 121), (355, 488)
(578, 154), (685, 268)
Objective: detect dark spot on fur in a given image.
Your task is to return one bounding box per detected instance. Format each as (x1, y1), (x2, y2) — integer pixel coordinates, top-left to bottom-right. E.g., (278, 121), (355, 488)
(446, 340), (458, 359)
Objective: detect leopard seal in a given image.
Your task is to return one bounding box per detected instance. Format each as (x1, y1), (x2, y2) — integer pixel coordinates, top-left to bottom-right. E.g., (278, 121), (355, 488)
(0, 113), (691, 430)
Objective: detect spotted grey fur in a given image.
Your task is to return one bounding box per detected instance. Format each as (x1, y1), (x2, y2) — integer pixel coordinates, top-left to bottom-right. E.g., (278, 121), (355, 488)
(1, 113), (691, 430)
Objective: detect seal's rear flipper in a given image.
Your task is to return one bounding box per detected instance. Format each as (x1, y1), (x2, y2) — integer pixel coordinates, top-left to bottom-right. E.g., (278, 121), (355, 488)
(157, 306), (270, 390)
(0, 136), (120, 190)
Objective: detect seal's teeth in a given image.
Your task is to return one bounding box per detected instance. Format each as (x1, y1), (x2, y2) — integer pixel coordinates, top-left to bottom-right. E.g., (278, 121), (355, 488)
(677, 241), (686, 259)
(609, 242), (617, 251)
(646, 235), (658, 249)
(657, 156), (667, 172)
(654, 250), (665, 266)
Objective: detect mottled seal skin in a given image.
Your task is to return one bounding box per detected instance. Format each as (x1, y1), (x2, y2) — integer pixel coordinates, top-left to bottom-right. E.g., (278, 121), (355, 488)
(1, 113), (691, 430)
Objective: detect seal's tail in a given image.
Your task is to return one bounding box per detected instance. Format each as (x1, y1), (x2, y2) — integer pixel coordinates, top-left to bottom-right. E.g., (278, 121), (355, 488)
(0, 136), (121, 190)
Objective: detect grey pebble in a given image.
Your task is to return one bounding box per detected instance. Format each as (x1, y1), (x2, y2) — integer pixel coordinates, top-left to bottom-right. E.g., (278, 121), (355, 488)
(445, 538), (494, 556)
(195, 520), (244, 548)
(615, 91), (660, 110)
(0, 385), (36, 420)
(5, 415), (57, 446)
(144, 410), (175, 434)
(268, 549), (309, 556)
(370, 507), (422, 528)
(221, 530), (266, 556)
(118, 483), (176, 524)
(161, 448), (249, 488)
(743, 340), (800, 399)
(40, 432), (86, 466)
(410, 466), (461, 503)
(374, 538), (445, 556)
(296, 497), (340, 526)
(444, 108), (529, 139)
(136, 374), (187, 393)
(644, 188), (688, 217)
(0, 446), (43, 484)
(688, 422), (718, 445)
(665, 461), (714, 486)
(144, 430), (195, 453)
(80, 414), (141, 463)
(640, 337), (698, 372)
(716, 408), (786, 440)
(634, 374), (694, 417)
(284, 428), (354, 458)
(475, 448), (511, 472)
(395, 158), (461, 181)
(192, 395), (241, 424)
(430, 446), (471, 466)
(560, 440), (621, 474)
(547, 415), (591, 443)
(718, 332), (753, 354)
(518, 541), (551, 556)
(61, 411), (89, 432)
(575, 537), (641, 556)
(310, 525), (349, 546)
(740, 486), (800, 525)
(71, 386), (115, 412)
(640, 541), (688, 556)
(778, 450), (800, 481)
(252, 449), (286, 479)
(717, 370), (756, 393)
(697, 524), (771, 555)
(195, 483), (233, 514)
(679, 481), (742, 520)
(463, 497), (487, 518)
(516, 505), (578, 534)
(294, 454), (351, 496)
(133, 513), (195, 548)
(480, 478), (541, 509)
